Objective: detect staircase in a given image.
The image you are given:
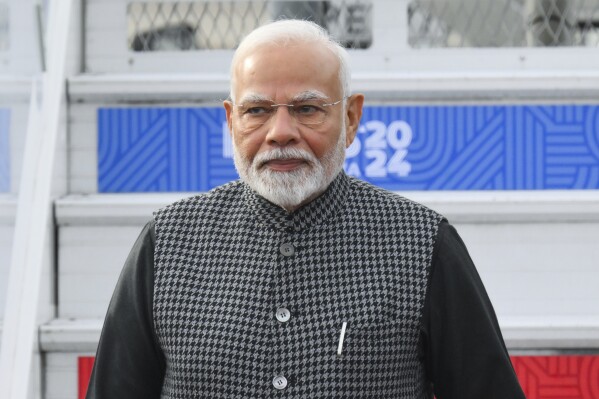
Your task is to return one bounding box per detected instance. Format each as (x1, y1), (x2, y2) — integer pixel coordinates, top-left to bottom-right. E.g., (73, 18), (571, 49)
(1, 1), (599, 398)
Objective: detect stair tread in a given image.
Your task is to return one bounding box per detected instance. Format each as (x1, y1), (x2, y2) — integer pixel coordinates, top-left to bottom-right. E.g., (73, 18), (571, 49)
(55, 192), (599, 225)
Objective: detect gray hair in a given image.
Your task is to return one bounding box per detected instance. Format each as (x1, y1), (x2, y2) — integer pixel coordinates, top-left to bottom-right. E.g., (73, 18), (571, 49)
(230, 19), (351, 102)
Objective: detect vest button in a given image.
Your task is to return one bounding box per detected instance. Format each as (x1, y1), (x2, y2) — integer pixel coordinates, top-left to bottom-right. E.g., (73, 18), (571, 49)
(280, 243), (295, 257)
(273, 375), (288, 390)
(276, 307), (291, 322)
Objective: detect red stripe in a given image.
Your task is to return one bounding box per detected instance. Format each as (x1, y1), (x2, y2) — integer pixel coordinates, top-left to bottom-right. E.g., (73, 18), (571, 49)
(78, 356), (95, 399)
(76, 355), (599, 398)
(512, 356), (599, 399)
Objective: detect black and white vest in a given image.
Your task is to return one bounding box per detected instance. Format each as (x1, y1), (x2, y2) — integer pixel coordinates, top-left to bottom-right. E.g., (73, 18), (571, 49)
(153, 172), (443, 398)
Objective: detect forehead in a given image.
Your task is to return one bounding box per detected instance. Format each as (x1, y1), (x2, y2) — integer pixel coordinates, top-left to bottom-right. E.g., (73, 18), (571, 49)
(233, 41), (342, 102)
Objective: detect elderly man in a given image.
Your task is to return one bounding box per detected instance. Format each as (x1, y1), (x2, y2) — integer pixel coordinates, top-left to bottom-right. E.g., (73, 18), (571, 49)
(87, 20), (525, 398)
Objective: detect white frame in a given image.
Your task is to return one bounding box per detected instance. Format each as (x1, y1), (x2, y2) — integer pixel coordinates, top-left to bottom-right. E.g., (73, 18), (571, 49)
(51, 191), (599, 350)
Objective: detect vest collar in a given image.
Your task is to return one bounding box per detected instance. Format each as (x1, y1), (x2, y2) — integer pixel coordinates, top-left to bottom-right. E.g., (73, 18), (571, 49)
(241, 171), (350, 231)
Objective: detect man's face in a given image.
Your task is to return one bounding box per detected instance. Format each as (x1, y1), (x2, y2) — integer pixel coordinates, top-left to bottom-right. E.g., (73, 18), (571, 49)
(224, 41), (363, 210)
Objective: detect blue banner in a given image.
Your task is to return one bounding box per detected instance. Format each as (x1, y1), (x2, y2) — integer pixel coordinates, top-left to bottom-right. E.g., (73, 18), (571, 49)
(98, 108), (235, 192)
(0, 108), (10, 193)
(98, 105), (599, 192)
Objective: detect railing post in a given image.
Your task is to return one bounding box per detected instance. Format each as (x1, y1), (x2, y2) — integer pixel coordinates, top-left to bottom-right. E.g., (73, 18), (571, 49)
(0, 0), (73, 397)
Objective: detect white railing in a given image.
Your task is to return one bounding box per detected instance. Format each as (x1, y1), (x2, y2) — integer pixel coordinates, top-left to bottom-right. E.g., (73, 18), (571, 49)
(0, 0), (74, 397)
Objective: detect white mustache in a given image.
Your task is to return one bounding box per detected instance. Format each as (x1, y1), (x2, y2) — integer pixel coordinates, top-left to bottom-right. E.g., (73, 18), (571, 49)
(254, 148), (316, 168)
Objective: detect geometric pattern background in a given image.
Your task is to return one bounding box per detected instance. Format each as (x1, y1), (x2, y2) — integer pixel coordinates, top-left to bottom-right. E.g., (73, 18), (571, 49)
(98, 105), (599, 192)
(356, 105), (599, 190)
(78, 355), (599, 399)
(98, 107), (236, 192)
(0, 108), (10, 193)
(511, 356), (599, 399)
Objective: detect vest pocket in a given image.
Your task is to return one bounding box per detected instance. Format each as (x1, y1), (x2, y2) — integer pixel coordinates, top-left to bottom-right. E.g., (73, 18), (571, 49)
(334, 322), (410, 394)
(336, 321), (404, 358)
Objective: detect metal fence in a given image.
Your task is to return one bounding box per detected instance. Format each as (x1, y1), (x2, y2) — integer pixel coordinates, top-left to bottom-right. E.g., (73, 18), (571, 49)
(409, 0), (599, 47)
(127, 0), (599, 51)
(0, 3), (8, 51)
(127, 1), (373, 51)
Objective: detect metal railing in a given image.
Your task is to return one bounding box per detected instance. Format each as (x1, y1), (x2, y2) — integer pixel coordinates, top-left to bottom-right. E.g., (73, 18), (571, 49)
(0, 0), (72, 397)
(126, 0), (599, 51)
(408, 0), (599, 47)
(127, 0), (373, 51)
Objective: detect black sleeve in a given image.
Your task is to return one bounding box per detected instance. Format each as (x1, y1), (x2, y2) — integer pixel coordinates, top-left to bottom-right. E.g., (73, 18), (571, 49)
(420, 220), (525, 399)
(86, 220), (166, 399)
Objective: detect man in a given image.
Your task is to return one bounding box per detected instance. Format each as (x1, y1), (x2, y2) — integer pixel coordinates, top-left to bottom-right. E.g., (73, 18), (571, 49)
(87, 20), (525, 398)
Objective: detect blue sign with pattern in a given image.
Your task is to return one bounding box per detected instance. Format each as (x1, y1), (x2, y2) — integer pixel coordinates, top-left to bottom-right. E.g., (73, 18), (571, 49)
(98, 108), (236, 192)
(98, 105), (599, 192)
(0, 108), (10, 193)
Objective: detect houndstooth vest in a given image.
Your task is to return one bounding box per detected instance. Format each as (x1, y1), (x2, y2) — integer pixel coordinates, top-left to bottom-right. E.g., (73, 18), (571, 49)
(153, 172), (443, 398)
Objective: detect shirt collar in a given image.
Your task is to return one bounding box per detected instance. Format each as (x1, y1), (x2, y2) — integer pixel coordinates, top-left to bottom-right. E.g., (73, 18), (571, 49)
(241, 171), (350, 231)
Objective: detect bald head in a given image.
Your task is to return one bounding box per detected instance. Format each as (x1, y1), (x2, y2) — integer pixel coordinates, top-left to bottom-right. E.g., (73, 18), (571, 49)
(229, 20), (351, 102)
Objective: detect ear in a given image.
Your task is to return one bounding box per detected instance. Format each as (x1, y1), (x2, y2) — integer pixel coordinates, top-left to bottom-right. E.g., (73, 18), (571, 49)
(344, 94), (364, 148)
(223, 100), (234, 136)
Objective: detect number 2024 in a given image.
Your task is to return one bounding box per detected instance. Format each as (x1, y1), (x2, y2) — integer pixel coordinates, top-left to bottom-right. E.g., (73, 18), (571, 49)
(345, 120), (413, 178)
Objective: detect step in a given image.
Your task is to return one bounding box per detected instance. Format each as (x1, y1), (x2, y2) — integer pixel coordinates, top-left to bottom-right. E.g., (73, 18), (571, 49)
(55, 191), (599, 322)
(0, 195), (17, 322)
(38, 315), (599, 399)
(56, 190), (599, 224)
(39, 315), (599, 353)
(68, 71), (599, 103)
(0, 194), (17, 224)
(0, 76), (33, 103)
(66, 82), (599, 195)
(55, 194), (186, 319)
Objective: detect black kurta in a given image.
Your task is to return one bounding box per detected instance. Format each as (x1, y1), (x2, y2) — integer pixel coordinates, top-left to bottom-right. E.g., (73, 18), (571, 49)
(87, 217), (525, 398)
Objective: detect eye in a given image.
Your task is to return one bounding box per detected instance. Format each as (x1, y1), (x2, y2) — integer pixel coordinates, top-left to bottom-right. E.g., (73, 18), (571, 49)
(244, 106), (270, 116)
(294, 104), (323, 115)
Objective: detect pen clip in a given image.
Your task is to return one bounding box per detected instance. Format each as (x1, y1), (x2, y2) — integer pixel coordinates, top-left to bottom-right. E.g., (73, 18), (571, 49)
(337, 321), (347, 357)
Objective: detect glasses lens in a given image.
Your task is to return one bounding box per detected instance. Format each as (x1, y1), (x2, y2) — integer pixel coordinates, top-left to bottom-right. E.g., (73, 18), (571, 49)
(291, 102), (328, 125)
(235, 100), (334, 130)
(237, 103), (273, 130)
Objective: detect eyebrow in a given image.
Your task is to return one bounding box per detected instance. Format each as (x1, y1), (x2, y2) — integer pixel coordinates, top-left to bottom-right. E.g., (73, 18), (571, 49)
(237, 93), (273, 104)
(290, 90), (330, 102)
(238, 90), (330, 105)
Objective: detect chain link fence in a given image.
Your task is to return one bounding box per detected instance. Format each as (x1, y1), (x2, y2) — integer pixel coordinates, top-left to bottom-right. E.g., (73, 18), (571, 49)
(127, 1), (372, 51)
(0, 3), (9, 51)
(409, 0), (599, 47)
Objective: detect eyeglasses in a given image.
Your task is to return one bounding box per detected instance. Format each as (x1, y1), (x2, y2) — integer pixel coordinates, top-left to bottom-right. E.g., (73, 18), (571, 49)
(231, 98), (346, 131)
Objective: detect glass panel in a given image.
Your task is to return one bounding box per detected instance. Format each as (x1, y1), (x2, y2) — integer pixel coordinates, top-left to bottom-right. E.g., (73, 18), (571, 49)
(127, 0), (373, 51)
(409, 0), (599, 48)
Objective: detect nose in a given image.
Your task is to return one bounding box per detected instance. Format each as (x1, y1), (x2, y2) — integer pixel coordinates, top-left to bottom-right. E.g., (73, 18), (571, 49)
(265, 105), (300, 147)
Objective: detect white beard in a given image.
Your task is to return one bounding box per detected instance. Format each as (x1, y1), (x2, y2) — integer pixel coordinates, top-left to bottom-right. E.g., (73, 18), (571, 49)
(233, 126), (347, 211)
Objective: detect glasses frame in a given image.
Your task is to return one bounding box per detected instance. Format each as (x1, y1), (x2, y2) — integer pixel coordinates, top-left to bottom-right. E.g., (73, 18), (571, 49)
(230, 96), (348, 130)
